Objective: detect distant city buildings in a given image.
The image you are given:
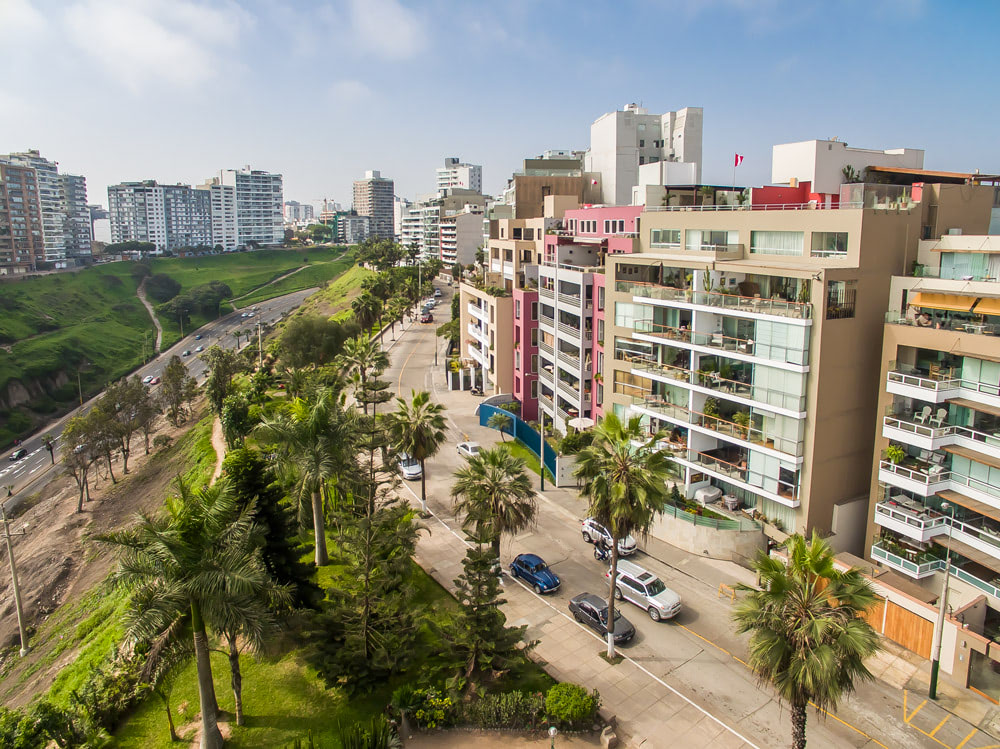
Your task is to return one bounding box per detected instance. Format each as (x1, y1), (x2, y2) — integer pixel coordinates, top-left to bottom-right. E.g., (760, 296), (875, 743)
(283, 200), (315, 223)
(61, 174), (91, 257)
(108, 181), (211, 251)
(437, 158), (482, 194)
(353, 170), (394, 240)
(0, 161), (44, 273)
(219, 166), (284, 247)
(196, 179), (238, 251)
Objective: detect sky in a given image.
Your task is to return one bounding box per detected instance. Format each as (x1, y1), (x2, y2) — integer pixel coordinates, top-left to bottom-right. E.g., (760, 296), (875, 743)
(1, 0), (999, 212)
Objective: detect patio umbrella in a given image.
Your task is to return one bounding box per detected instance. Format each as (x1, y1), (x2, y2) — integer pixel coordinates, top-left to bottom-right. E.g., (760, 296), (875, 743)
(567, 416), (595, 430)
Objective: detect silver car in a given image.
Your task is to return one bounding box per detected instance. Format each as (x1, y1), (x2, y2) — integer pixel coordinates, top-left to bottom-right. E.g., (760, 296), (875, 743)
(397, 452), (422, 481)
(607, 559), (682, 622)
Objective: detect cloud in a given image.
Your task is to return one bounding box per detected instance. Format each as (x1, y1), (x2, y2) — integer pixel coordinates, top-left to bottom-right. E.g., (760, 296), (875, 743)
(328, 79), (375, 102)
(0, 0), (47, 34)
(60, 0), (251, 92)
(347, 0), (427, 60)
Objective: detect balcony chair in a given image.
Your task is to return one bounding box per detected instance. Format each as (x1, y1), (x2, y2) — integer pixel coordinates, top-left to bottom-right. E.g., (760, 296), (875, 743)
(929, 452), (946, 466)
(913, 406), (932, 424)
(929, 408), (948, 428)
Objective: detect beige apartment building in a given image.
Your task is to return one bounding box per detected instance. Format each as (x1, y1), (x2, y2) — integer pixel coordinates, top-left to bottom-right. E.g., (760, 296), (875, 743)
(605, 183), (991, 551)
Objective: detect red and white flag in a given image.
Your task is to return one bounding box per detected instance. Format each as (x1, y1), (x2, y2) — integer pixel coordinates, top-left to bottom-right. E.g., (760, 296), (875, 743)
(734, 153), (745, 167)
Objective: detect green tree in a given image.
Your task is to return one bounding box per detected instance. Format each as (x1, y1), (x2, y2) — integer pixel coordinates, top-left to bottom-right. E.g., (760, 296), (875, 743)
(734, 532), (881, 749)
(352, 291), (381, 333)
(339, 335), (389, 417)
(279, 315), (360, 369)
(573, 413), (673, 658)
(452, 447), (536, 561)
(487, 411), (512, 442)
(98, 480), (278, 749)
(159, 355), (198, 426)
(63, 414), (99, 512)
(96, 375), (151, 473)
(203, 345), (243, 415)
(220, 391), (254, 449)
(389, 390), (447, 513)
(254, 389), (356, 566)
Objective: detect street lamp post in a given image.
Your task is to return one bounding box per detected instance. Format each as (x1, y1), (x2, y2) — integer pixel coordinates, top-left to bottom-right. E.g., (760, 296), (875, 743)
(1, 502), (30, 656)
(548, 725), (558, 749)
(929, 501), (957, 699)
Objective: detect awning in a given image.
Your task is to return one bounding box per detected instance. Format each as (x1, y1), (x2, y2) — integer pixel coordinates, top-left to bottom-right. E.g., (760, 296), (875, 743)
(934, 535), (1000, 577)
(948, 398), (1000, 419)
(943, 444), (1000, 471)
(973, 297), (1000, 316)
(909, 292), (978, 312)
(938, 490), (1000, 525)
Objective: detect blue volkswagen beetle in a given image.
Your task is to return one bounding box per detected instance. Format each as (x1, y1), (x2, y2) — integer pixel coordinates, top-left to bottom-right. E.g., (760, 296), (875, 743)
(509, 553), (560, 594)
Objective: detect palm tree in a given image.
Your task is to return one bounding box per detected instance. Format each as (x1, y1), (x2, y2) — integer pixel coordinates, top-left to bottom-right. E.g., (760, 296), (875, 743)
(734, 532), (881, 749)
(254, 388), (356, 566)
(487, 411), (512, 441)
(98, 480), (272, 749)
(352, 291), (381, 335)
(452, 446), (536, 561)
(573, 413), (673, 658)
(339, 335), (389, 416)
(389, 390), (447, 512)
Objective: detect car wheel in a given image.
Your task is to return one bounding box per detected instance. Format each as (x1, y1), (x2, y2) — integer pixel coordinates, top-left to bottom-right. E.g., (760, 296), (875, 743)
(509, 567), (518, 579)
(533, 584), (542, 595)
(614, 587), (623, 601)
(648, 607), (661, 622)
(582, 532), (592, 543)
(573, 611), (582, 623)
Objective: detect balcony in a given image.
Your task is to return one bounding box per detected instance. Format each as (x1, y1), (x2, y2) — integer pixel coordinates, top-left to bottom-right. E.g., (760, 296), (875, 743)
(871, 540), (944, 579)
(557, 349), (582, 371)
(883, 414), (1000, 460)
(632, 320), (807, 366)
(467, 322), (488, 344)
(539, 286), (554, 300)
(468, 303), (488, 323)
(557, 378), (581, 403)
(538, 341), (553, 357)
(617, 280), (811, 320)
(874, 499), (949, 543)
(878, 459), (950, 496)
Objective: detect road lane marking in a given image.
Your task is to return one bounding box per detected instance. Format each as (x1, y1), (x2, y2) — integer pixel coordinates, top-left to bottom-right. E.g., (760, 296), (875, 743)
(957, 730), (979, 749)
(930, 715), (951, 737)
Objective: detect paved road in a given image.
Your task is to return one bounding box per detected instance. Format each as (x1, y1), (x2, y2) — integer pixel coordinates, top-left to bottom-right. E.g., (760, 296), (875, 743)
(0, 288), (317, 500)
(383, 280), (999, 749)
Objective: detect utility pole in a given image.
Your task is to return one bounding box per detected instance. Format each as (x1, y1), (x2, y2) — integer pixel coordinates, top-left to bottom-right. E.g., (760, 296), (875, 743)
(77, 370), (83, 406)
(930, 501), (957, 699)
(257, 322), (263, 370)
(1, 502), (30, 656)
(179, 312), (184, 338)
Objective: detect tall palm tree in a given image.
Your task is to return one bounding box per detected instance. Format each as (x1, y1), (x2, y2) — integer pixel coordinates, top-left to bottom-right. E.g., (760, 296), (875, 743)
(573, 413), (673, 658)
(352, 291), (381, 335)
(389, 390), (447, 512)
(734, 532), (881, 749)
(452, 446), (536, 561)
(339, 335), (389, 416)
(254, 388), (356, 566)
(487, 411), (512, 442)
(98, 480), (271, 749)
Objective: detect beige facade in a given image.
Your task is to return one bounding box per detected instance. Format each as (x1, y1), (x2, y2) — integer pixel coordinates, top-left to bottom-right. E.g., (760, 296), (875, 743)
(458, 283), (514, 395)
(606, 187), (991, 551)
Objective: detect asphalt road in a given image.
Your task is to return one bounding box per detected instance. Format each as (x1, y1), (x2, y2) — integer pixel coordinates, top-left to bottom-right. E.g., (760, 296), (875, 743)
(0, 287), (317, 499)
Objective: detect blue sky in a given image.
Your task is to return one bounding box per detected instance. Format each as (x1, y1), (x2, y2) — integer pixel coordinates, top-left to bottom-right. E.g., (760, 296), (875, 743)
(1, 0), (997, 211)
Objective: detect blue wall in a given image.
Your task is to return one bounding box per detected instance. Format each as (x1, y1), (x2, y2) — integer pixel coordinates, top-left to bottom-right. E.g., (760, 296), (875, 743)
(479, 404), (556, 480)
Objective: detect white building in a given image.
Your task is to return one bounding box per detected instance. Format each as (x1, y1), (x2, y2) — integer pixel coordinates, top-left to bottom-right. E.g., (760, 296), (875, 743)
(439, 204), (485, 267)
(771, 139), (925, 195)
(437, 157), (483, 194)
(61, 173), (91, 257)
(353, 170), (395, 240)
(393, 195), (411, 239)
(109, 181), (212, 252)
(283, 200), (314, 223)
(219, 166), (284, 247)
(341, 214), (373, 245)
(1, 150), (68, 261)
(197, 179), (238, 251)
(585, 104), (703, 206)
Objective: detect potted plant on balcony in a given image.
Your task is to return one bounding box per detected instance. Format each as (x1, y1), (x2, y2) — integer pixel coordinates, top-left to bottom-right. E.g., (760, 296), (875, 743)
(733, 410), (751, 439)
(885, 444), (906, 465)
(703, 397), (720, 419)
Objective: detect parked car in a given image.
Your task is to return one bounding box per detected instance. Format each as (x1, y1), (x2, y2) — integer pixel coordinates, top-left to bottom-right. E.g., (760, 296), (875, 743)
(142, 375), (154, 385)
(606, 559), (682, 622)
(396, 452), (422, 481)
(457, 442), (481, 459)
(509, 553), (560, 594)
(434, 288), (442, 297)
(581, 518), (637, 556)
(149, 376), (160, 385)
(182, 350), (191, 357)
(568, 592), (636, 644)
(420, 313), (433, 323)
(9, 448), (28, 462)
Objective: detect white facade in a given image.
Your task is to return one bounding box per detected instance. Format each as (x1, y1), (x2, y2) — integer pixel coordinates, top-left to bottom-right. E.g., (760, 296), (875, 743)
(197, 180), (237, 251)
(2, 150), (67, 261)
(439, 206), (484, 267)
(109, 181), (213, 252)
(342, 214), (372, 245)
(771, 140), (925, 195)
(393, 195), (411, 239)
(585, 104), (703, 207)
(283, 200), (314, 222)
(219, 167), (284, 247)
(437, 158), (483, 194)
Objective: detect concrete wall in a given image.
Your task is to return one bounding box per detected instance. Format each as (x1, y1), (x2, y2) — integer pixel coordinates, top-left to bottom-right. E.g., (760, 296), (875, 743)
(771, 140), (925, 195)
(649, 511), (765, 565)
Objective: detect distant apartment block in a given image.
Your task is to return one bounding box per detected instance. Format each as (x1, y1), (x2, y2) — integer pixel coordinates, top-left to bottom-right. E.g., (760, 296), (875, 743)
(0, 162), (44, 273)
(402, 190), (488, 262)
(341, 214), (373, 245)
(353, 170), (394, 240)
(437, 158), (482, 194)
(283, 200), (314, 223)
(439, 205), (485, 267)
(0, 150), (68, 262)
(771, 139), (925, 195)
(109, 181), (211, 252)
(585, 104), (703, 207)
(196, 179), (237, 251)
(219, 167), (283, 247)
(61, 174), (91, 257)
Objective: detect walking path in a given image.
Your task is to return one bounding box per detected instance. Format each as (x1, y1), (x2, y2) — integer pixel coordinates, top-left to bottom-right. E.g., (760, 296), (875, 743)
(136, 277), (163, 353)
(210, 417), (225, 484)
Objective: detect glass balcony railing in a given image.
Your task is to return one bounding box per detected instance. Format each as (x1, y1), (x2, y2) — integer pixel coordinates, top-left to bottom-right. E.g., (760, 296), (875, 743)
(884, 415), (1000, 450)
(632, 320), (808, 366)
(616, 280), (811, 320)
(887, 366), (1000, 398)
(871, 540), (945, 577)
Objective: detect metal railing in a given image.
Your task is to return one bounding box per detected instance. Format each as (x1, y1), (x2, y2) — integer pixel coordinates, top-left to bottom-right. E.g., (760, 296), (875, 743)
(632, 320), (808, 366)
(541, 261), (605, 274)
(467, 303), (488, 322)
(557, 378), (582, 402)
(874, 501), (949, 533)
(557, 349), (582, 370)
(644, 201), (863, 212)
(661, 503), (760, 532)
(871, 542), (944, 577)
(884, 415), (1000, 450)
(885, 313), (1000, 337)
(616, 280), (811, 320)
(887, 369), (1000, 398)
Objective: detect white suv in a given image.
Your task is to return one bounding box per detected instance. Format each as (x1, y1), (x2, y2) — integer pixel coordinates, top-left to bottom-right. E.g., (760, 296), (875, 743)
(581, 518), (637, 556)
(606, 559), (682, 622)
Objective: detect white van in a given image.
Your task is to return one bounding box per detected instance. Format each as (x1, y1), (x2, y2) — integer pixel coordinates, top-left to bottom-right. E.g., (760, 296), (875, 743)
(606, 559), (682, 622)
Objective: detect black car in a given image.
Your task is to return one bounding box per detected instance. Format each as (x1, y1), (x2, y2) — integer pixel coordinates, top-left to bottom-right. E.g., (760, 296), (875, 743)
(568, 592), (636, 644)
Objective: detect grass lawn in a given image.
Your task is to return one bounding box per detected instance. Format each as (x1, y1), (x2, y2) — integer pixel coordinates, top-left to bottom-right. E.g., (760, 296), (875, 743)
(499, 438), (555, 484)
(289, 264), (374, 322)
(234, 250), (356, 309)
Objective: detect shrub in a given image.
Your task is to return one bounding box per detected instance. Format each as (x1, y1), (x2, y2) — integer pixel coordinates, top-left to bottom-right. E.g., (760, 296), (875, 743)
(411, 688), (455, 729)
(461, 691), (546, 729)
(152, 434), (173, 450)
(545, 683), (600, 728)
(885, 444), (905, 464)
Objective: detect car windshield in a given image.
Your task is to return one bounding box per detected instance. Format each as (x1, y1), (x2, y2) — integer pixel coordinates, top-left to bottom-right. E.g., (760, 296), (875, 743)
(599, 608), (622, 624)
(646, 579), (666, 596)
(530, 563), (546, 573)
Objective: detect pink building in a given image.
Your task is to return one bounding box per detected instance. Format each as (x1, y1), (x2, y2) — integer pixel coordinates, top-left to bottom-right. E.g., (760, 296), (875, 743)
(512, 288), (540, 421)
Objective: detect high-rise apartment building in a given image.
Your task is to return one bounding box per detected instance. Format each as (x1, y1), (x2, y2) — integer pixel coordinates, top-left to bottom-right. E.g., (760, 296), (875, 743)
(439, 205), (485, 267)
(219, 167), (283, 247)
(61, 174), (91, 257)
(196, 179), (237, 251)
(437, 158), (482, 194)
(108, 181), (212, 252)
(1, 150), (70, 262)
(0, 162), (44, 273)
(585, 104), (703, 207)
(401, 189), (488, 262)
(283, 200), (314, 223)
(353, 170), (394, 240)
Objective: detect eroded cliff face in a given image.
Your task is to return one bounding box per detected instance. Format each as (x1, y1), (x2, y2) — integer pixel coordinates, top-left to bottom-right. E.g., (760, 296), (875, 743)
(0, 370), (71, 411)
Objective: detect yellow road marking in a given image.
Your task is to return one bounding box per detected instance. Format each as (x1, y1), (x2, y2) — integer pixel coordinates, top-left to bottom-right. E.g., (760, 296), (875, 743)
(677, 623), (731, 656)
(930, 715), (951, 737)
(957, 729), (978, 749)
(809, 702), (889, 749)
(904, 690), (928, 723)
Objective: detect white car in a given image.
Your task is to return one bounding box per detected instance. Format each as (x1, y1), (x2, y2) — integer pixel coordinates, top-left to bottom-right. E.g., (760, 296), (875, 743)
(581, 517), (638, 556)
(142, 375), (153, 385)
(457, 442), (481, 459)
(397, 452), (422, 481)
(606, 559), (682, 622)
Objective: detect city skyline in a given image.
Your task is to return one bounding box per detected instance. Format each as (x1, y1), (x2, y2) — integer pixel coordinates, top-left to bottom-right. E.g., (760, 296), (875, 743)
(1, 0), (999, 211)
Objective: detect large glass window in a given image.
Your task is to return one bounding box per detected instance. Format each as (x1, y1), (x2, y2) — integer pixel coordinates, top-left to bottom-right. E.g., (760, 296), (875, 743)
(810, 232), (848, 257)
(686, 230), (737, 251)
(614, 302), (653, 328)
(826, 280), (857, 319)
(650, 228), (681, 247)
(750, 230), (804, 256)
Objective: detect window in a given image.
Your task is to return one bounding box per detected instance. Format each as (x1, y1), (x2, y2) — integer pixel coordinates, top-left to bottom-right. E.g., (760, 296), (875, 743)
(598, 286), (605, 311)
(515, 351), (521, 369)
(639, 157), (645, 165)
(650, 228), (680, 246)
(750, 230), (804, 256)
(639, 139), (645, 148)
(531, 301), (538, 320)
(515, 300), (521, 319)
(531, 380), (538, 397)
(531, 354), (538, 373)
(530, 327), (538, 345)
(810, 232), (848, 257)
(826, 280), (857, 319)
(597, 318), (605, 343)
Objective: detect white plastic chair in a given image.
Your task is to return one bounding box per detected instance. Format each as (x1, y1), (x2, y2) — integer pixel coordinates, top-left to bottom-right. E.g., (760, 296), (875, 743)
(913, 406), (932, 424)
(929, 408), (948, 428)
